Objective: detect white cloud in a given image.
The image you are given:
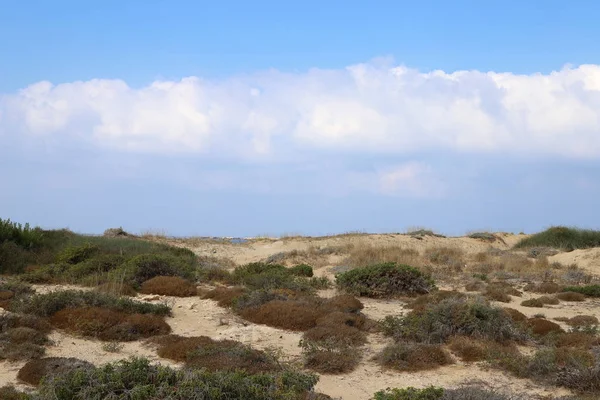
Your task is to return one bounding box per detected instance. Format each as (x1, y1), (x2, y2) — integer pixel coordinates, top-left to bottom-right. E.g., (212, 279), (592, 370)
(2, 61), (600, 158)
(378, 162), (445, 198)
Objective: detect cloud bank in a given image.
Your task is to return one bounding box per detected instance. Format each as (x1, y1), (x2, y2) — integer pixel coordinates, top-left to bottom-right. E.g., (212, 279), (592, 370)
(2, 61), (600, 160)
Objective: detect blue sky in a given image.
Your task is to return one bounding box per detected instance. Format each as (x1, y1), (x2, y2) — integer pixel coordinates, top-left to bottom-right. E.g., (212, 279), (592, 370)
(1, 0), (600, 236)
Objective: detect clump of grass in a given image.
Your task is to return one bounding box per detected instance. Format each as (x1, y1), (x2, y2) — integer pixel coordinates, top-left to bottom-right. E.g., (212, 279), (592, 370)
(139, 276), (197, 297)
(374, 342), (453, 371)
(289, 264), (314, 277)
(95, 281), (137, 297)
(151, 335), (280, 374)
(521, 296), (559, 308)
(373, 386), (444, 400)
(117, 253), (196, 287)
(17, 357), (93, 386)
(101, 341), (124, 353)
(0, 385), (29, 400)
(425, 247), (465, 271)
(336, 262), (435, 298)
(447, 336), (488, 362)
(515, 226), (600, 250)
(406, 291), (466, 312)
(0, 314), (51, 361)
(527, 318), (564, 336)
(341, 243), (421, 269)
(239, 300), (325, 330)
(469, 232), (502, 243)
(50, 306), (171, 341)
(503, 308), (528, 323)
(384, 297), (527, 344)
(33, 357), (318, 399)
(10, 289), (171, 317)
(562, 285), (600, 297)
(200, 286), (246, 307)
(231, 262), (315, 293)
(523, 281), (563, 294)
(555, 315), (599, 328)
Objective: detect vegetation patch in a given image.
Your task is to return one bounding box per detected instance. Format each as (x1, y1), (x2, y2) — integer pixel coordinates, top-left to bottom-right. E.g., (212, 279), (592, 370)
(521, 296), (559, 308)
(374, 342), (453, 371)
(139, 276), (197, 297)
(17, 357), (93, 386)
(556, 291), (587, 302)
(0, 314), (51, 361)
(523, 282), (563, 294)
(336, 262), (435, 298)
(515, 226), (600, 250)
(527, 318), (564, 336)
(33, 357), (318, 399)
(562, 285), (600, 297)
(300, 339), (362, 374)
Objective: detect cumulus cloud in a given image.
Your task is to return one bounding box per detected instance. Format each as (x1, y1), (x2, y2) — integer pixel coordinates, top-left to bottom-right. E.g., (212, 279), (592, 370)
(1, 61), (600, 160)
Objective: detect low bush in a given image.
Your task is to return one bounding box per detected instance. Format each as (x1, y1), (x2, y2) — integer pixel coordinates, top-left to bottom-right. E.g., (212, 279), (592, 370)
(10, 290), (170, 317)
(373, 386), (444, 400)
(95, 281), (137, 296)
(374, 342), (453, 371)
(521, 296), (559, 307)
(447, 336), (488, 362)
(34, 357), (318, 400)
(502, 308), (528, 323)
(556, 291), (587, 302)
(201, 286), (246, 307)
(17, 357), (93, 386)
(554, 332), (600, 348)
(527, 318), (564, 336)
(300, 339), (362, 374)
(325, 294), (364, 313)
(231, 262), (315, 292)
(407, 291), (466, 312)
(316, 311), (370, 331)
(153, 335), (279, 373)
(336, 262), (435, 298)
(304, 323), (367, 347)
(387, 297), (527, 344)
(562, 285), (600, 297)
(0, 218), (44, 249)
(0, 314), (51, 361)
(523, 282), (562, 294)
(139, 276), (197, 297)
(515, 226), (600, 250)
(240, 300), (325, 331)
(0, 385), (29, 400)
(50, 306), (171, 341)
(289, 264), (314, 277)
(557, 362), (600, 393)
(558, 315), (599, 327)
(56, 243), (99, 264)
(117, 253), (196, 287)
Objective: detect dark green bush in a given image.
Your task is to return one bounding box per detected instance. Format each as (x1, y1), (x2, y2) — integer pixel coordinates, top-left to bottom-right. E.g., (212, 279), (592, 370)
(10, 290), (170, 317)
(117, 253), (196, 287)
(289, 264), (314, 277)
(0, 241), (36, 274)
(562, 285), (600, 297)
(231, 262), (314, 292)
(515, 226), (600, 250)
(385, 297), (527, 344)
(336, 262), (435, 298)
(56, 243), (99, 264)
(34, 357), (318, 400)
(0, 218), (44, 249)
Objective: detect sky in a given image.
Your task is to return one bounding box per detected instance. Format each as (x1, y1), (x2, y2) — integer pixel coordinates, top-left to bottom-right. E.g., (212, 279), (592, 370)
(1, 0), (600, 237)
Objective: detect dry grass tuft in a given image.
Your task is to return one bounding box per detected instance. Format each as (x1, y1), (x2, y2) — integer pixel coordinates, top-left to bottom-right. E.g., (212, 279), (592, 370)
(341, 243), (422, 268)
(200, 286), (246, 307)
(152, 335), (279, 373)
(524, 282), (562, 294)
(304, 323), (367, 347)
(50, 307), (170, 341)
(301, 339), (361, 374)
(503, 308), (528, 323)
(407, 290), (466, 311)
(139, 276), (197, 297)
(374, 342), (454, 371)
(556, 291), (587, 302)
(448, 336), (488, 362)
(521, 296), (559, 308)
(17, 357), (93, 386)
(95, 282), (137, 297)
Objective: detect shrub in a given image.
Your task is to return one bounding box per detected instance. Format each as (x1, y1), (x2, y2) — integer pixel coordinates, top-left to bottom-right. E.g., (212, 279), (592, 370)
(443, 386), (527, 400)
(447, 336), (487, 362)
(562, 285), (600, 297)
(232, 262), (314, 292)
(0, 218), (44, 249)
(325, 294), (364, 313)
(484, 288), (512, 303)
(118, 253), (196, 287)
(0, 314), (50, 361)
(0, 385), (29, 400)
(56, 243), (99, 264)
(464, 281), (486, 292)
(407, 291), (466, 312)
(554, 332), (600, 348)
(469, 232), (500, 242)
(10, 290), (171, 317)
(374, 342), (453, 371)
(239, 300), (325, 330)
(308, 276), (332, 289)
(523, 282), (562, 294)
(528, 318), (564, 336)
(316, 311), (370, 331)
(515, 226), (600, 250)
(373, 386), (444, 400)
(289, 264), (314, 277)
(304, 323), (367, 347)
(502, 308), (528, 323)
(564, 315), (599, 327)
(389, 297), (527, 344)
(336, 262), (435, 298)
(34, 357), (318, 399)
(153, 335), (279, 373)
(556, 291), (587, 302)
(95, 281), (137, 296)
(201, 286), (246, 307)
(50, 307), (170, 341)
(300, 339), (361, 374)
(17, 357), (94, 386)
(139, 276), (197, 297)
(557, 362), (600, 393)
(521, 296), (559, 307)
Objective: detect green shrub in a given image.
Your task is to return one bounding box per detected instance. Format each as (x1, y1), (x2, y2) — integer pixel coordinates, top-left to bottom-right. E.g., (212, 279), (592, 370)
(0, 241), (36, 274)
(562, 285), (600, 297)
(373, 387), (444, 400)
(289, 264), (314, 277)
(300, 338), (362, 374)
(386, 297), (527, 344)
(56, 243), (99, 264)
(336, 262), (435, 298)
(34, 357), (318, 400)
(10, 290), (170, 317)
(515, 226), (600, 250)
(231, 262), (314, 292)
(0, 218), (44, 249)
(117, 253), (196, 287)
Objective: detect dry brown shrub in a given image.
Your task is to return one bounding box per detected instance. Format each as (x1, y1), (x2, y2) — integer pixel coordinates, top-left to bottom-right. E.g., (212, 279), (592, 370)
(17, 357), (93, 386)
(0, 385), (26, 400)
(538, 295), (559, 305)
(555, 332), (600, 348)
(316, 311), (369, 330)
(201, 286), (246, 307)
(465, 281), (486, 292)
(503, 308), (528, 323)
(448, 336), (487, 362)
(4, 327), (46, 345)
(95, 282), (136, 297)
(407, 290), (466, 311)
(0, 291), (14, 301)
(343, 243), (422, 268)
(302, 340), (361, 374)
(139, 276), (197, 297)
(556, 291), (586, 302)
(566, 315), (599, 327)
(0, 300), (11, 309)
(303, 324), (367, 346)
(528, 318), (564, 336)
(50, 307), (170, 341)
(524, 282), (562, 294)
(325, 294), (363, 313)
(239, 300), (326, 330)
(485, 289), (512, 303)
(375, 342), (454, 372)
(153, 335), (278, 373)
(521, 298), (544, 308)
(425, 247), (465, 271)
